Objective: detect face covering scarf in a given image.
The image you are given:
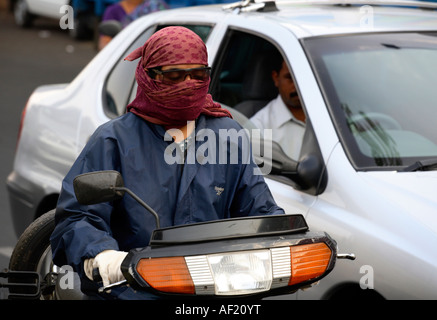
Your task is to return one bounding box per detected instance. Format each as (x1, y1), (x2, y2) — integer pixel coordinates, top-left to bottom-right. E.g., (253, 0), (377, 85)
(124, 26), (232, 128)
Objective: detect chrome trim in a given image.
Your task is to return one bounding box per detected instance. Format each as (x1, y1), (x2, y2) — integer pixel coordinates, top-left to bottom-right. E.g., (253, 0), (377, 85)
(185, 255), (215, 295)
(271, 247), (291, 288)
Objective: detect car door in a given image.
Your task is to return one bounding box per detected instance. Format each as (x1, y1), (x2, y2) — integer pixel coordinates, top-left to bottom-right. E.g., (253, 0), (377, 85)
(208, 19), (347, 300)
(209, 20), (332, 218)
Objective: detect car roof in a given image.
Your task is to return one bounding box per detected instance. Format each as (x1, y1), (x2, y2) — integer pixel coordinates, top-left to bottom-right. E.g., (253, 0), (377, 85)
(155, 0), (437, 38)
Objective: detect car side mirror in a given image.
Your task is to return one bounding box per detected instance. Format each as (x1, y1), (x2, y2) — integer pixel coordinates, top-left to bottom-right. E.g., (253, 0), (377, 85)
(296, 153), (326, 191)
(73, 170), (125, 205)
(254, 139), (325, 194)
(98, 20), (122, 37)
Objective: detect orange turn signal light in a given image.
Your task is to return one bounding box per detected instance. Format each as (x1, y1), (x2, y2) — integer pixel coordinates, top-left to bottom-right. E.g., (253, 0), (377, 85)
(288, 242), (332, 286)
(136, 256), (195, 294)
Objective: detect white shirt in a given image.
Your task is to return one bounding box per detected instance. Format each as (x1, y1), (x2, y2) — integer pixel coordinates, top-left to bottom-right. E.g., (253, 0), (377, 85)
(250, 95), (305, 160)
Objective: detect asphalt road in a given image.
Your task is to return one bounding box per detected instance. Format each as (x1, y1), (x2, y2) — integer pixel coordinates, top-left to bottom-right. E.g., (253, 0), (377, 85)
(0, 6), (96, 280)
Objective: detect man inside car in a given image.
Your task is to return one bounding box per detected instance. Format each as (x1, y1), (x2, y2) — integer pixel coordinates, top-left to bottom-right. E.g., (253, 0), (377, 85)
(250, 52), (305, 160)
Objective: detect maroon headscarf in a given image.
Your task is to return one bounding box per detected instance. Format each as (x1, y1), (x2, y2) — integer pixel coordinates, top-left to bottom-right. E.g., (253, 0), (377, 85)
(124, 26), (232, 128)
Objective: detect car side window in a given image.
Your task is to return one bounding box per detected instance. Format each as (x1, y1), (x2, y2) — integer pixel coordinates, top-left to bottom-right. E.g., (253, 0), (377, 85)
(103, 27), (156, 118)
(211, 30), (280, 112)
(211, 29), (305, 161)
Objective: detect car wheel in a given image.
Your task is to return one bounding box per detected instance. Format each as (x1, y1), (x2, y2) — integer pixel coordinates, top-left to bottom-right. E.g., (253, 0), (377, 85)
(8, 209), (56, 299)
(14, 0), (34, 28)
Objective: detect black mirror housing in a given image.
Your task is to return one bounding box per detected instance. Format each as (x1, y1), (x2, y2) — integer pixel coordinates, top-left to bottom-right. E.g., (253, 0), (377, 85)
(73, 170), (125, 205)
(297, 153), (326, 192)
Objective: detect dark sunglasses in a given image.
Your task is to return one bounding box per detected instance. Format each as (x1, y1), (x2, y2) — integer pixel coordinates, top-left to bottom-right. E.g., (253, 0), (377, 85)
(149, 67), (211, 84)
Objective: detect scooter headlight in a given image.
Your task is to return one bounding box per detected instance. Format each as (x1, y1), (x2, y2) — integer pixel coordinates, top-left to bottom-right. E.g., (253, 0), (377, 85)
(207, 250), (272, 295)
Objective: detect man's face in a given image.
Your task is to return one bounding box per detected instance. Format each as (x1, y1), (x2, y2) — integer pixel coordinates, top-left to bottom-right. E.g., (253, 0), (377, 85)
(272, 61), (301, 110)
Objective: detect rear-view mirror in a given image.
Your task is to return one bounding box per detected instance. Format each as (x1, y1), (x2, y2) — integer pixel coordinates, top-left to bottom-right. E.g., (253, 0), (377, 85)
(73, 170), (125, 205)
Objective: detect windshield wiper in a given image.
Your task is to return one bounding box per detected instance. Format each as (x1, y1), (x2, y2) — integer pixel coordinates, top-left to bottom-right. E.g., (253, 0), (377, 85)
(399, 158), (437, 172)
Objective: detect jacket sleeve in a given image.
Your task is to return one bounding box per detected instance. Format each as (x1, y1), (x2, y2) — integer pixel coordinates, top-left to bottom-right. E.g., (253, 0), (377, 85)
(50, 128), (122, 279)
(230, 160), (285, 218)
(228, 123), (285, 218)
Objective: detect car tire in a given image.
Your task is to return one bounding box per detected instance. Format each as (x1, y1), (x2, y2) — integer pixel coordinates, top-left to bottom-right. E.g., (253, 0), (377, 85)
(14, 0), (34, 28)
(8, 209), (56, 299)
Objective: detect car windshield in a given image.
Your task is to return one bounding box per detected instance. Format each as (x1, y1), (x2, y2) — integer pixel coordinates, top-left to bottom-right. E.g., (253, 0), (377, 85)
(303, 32), (437, 171)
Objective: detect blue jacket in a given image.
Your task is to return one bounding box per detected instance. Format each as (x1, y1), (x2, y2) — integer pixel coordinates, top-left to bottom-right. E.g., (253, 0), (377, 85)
(50, 112), (284, 297)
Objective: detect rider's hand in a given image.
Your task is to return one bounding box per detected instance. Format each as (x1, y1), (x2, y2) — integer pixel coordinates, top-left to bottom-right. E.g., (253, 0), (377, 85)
(84, 250), (128, 287)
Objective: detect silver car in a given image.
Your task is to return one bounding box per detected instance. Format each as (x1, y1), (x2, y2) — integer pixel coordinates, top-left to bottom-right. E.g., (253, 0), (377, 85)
(7, 0), (437, 299)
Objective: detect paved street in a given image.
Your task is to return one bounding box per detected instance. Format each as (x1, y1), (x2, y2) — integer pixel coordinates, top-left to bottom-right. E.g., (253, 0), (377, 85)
(0, 1), (96, 281)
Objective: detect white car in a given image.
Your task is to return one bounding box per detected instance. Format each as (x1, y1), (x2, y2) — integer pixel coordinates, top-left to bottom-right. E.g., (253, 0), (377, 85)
(7, 0), (437, 299)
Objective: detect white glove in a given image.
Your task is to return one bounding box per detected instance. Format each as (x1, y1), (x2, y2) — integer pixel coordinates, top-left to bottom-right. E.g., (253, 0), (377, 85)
(84, 250), (128, 287)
